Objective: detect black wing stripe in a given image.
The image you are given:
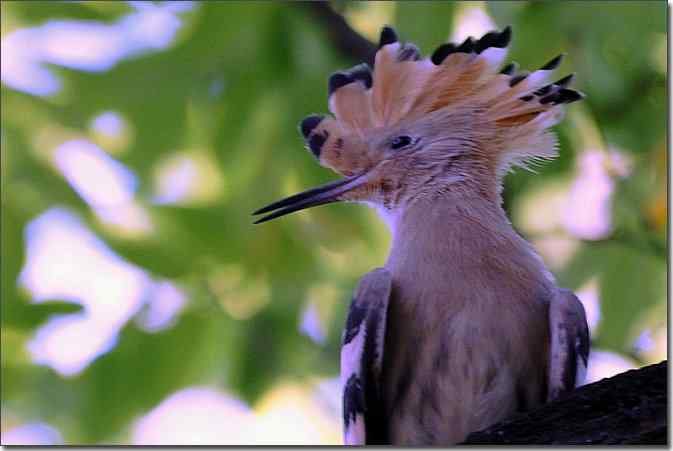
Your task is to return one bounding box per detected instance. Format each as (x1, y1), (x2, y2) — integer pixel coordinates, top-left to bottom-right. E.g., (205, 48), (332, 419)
(343, 374), (365, 428)
(547, 289), (591, 401)
(343, 299), (367, 345)
(361, 304), (388, 444)
(577, 325), (590, 368)
(340, 268), (392, 445)
(562, 331), (578, 391)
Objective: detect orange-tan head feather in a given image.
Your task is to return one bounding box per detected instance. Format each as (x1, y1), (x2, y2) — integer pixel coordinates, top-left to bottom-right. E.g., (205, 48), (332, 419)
(257, 26), (584, 223)
(300, 25), (584, 183)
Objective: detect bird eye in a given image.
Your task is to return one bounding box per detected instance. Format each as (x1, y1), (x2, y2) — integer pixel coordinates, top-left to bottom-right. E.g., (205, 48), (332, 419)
(391, 135), (413, 150)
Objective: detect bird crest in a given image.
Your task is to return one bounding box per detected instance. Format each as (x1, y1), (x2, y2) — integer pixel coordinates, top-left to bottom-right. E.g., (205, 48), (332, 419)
(254, 26), (583, 223)
(301, 25), (583, 178)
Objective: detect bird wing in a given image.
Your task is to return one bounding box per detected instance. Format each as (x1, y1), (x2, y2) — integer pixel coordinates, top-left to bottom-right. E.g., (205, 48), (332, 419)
(547, 288), (590, 401)
(340, 267), (392, 445)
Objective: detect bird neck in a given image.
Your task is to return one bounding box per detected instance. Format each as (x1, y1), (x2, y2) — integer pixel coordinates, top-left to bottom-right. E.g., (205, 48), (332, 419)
(383, 190), (550, 284)
(388, 189), (510, 244)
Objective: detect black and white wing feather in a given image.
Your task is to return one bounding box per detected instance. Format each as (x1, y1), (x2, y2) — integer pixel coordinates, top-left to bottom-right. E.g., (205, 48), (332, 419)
(341, 268), (392, 445)
(547, 288), (590, 401)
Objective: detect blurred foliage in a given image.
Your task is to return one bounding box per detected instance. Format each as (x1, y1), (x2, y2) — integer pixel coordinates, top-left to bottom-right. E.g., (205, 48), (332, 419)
(1, 1), (667, 444)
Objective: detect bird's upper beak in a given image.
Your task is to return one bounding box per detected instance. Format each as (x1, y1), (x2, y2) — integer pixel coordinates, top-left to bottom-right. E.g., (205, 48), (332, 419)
(252, 173), (368, 224)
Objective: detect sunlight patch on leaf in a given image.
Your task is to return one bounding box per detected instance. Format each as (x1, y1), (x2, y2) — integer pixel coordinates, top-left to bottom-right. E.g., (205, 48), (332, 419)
(574, 277), (601, 335)
(585, 349), (636, 385)
(299, 283), (340, 345)
(1, 327), (31, 366)
(513, 178), (571, 235)
(562, 148), (631, 240)
(152, 151), (226, 206)
(89, 111), (132, 154)
(530, 234), (579, 272)
(53, 139), (152, 236)
(299, 302), (326, 345)
(343, 2), (396, 42)
(19, 208), (150, 376)
(1, 2), (195, 96)
(650, 33), (666, 75)
(253, 382), (341, 445)
(628, 301), (667, 364)
(2, 422), (64, 445)
(208, 265), (270, 321)
(135, 281), (187, 333)
(55, 139), (136, 206)
(132, 386), (254, 445)
(451, 2), (496, 43)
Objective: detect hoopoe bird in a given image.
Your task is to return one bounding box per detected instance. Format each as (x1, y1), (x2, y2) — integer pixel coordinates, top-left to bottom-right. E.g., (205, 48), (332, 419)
(254, 25), (590, 445)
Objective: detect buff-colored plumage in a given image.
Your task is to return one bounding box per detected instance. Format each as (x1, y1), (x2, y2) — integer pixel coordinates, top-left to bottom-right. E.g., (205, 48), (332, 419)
(254, 25), (589, 446)
(309, 26), (581, 187)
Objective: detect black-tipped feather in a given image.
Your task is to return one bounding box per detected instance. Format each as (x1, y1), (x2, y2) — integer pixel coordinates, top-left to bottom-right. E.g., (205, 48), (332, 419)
(397, 43), (421, 62)
(379, 26), (398, 48)
(509, 72), (529, 87)
(329, 65), (372, 96)
(329, 72), (352, 96)
(553, 88), (585, 104)
(539, 88), (584, 105)
(540, 53), (564, 71)
(533, 84), (553, 96)
(500, 62), (518, 75)
(554, 73), (575, 87)
(455, 36), (475, 54)
(300, 115), (324, 139)
(308, 132), (328, 158)
(349, 63), (373, 89)
(474, 26), (511, 53)
(493, 26), (512, 48)
(431, 43), (457, 65)
(530, 74), (576, 101)
(474, 30), (499, 54)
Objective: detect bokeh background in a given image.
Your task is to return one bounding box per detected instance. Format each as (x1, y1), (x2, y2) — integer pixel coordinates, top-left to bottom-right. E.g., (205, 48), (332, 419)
(1, 0), (667, 445)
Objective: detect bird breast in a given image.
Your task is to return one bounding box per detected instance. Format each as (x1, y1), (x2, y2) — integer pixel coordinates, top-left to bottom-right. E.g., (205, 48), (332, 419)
(380, 199), (553, 444)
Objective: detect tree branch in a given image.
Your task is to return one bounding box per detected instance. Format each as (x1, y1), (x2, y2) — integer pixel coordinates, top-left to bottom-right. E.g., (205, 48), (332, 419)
(301, 1), (377, 66)
(462, 361), (667, 445)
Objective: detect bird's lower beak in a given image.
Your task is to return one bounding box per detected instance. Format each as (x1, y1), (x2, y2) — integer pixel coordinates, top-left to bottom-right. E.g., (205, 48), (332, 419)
(253, 173), (367, 224)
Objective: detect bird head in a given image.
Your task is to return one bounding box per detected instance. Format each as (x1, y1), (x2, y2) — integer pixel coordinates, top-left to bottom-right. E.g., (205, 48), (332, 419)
(254, 26), (584, 224)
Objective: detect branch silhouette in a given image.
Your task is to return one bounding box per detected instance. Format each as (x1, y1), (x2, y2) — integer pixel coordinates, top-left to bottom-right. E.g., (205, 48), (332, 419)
(463, 361), (667, 445)
(301, 1), (376, 66)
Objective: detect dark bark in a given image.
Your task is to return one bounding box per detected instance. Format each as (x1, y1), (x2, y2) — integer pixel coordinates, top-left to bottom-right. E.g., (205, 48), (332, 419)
(301, 1), (377, 66)
(462, 361), (667, 445)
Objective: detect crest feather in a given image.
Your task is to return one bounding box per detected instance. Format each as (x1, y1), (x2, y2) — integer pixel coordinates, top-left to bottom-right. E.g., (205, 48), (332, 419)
(370, 42), (432, 127)
(305, 25), (584, 174)
(328, 73), (373, 137)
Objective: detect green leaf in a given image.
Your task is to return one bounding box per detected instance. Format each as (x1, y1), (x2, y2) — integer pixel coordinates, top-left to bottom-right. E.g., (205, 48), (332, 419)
(596, 244), (666, 352)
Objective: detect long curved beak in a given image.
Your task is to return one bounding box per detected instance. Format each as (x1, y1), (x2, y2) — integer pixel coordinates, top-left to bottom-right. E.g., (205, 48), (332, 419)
(252, 174), (366, 224)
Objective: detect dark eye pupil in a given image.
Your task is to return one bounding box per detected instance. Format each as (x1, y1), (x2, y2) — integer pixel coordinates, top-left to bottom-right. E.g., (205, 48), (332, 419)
(391, 135), (412, 150)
